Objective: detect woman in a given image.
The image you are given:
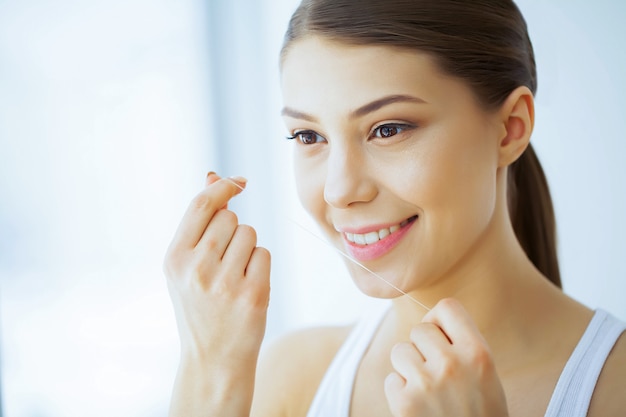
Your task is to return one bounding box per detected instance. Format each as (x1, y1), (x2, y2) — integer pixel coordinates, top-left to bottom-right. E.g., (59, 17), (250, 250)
(164, 1), (626, 416)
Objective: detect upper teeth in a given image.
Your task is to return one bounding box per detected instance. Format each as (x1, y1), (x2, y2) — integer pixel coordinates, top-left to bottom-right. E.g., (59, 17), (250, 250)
(345, 218), (411, 246)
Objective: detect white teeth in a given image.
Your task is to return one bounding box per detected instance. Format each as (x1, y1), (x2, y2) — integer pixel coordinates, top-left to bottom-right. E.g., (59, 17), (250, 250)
(364, 231), (379, 244)
(354, 233), (366, 245)
(344, 218), (414, 246)
(378, 228), (390, 239)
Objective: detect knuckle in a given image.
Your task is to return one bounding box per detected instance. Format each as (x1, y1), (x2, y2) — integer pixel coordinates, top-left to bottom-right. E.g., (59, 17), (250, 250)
(204, 236), (220, 251)
(191, 192), (215, 211)
(211, 277), (235, 297)
(390, 342), (402, 359)
(255, 247), (271, 263)
(390, 342), (409, 360)
(188, 259), (208, 282)
(384, 372), (402, 393)
(438, 353), (459, 378)
(236, 224), (257, 242)
(188, 258), (221, 289)
(218, 209), (239, 227)
(409, 326), (423, 342)
(241, 285), (270, 310)
(251, 247), (271, 270)
(438, 297), (459, 311)
(469, 343), (494, 370)
(409, 322), (437, 344)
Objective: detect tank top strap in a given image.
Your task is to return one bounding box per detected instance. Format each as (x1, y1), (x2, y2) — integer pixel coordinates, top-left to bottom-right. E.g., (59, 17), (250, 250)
(544, 309), (626, 417)
(307, 300), (390, 417)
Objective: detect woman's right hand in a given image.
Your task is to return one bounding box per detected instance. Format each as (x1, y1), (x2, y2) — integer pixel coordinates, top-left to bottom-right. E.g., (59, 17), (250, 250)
(164, 172), (271, 417)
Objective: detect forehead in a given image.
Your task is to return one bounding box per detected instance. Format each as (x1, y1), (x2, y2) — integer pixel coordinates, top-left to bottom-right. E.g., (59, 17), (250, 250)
(280, 36), (472, 113)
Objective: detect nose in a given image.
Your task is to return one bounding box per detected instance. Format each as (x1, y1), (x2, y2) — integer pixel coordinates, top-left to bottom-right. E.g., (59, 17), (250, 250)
(323, 144), (378, 208)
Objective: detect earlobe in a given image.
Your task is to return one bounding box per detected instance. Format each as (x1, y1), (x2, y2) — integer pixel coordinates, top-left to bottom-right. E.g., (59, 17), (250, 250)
(498, 86), (534, 167)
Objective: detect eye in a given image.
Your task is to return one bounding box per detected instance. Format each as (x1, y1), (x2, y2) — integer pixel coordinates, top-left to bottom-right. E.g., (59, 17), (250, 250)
(371, 123), (414, 139)
(286, 130), (326, 145)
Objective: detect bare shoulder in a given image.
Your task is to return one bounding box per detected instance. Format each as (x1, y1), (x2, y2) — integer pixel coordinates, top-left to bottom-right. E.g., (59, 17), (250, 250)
(588, 329), (626, 417)
(251, 324), (353, 417)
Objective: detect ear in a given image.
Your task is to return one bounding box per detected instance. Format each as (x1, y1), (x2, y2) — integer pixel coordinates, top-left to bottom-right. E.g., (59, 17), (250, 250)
(497, 86), (534, 168)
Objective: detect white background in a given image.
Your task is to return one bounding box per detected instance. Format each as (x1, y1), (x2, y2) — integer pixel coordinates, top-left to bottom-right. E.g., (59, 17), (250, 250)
(0, 1), (624, 416)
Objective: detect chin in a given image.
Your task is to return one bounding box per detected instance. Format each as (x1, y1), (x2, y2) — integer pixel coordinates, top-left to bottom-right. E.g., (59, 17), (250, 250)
(347, 265), (408, 299)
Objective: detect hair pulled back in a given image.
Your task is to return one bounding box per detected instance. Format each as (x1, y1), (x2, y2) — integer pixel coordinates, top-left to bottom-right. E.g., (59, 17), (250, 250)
(282, 0), (561, 287)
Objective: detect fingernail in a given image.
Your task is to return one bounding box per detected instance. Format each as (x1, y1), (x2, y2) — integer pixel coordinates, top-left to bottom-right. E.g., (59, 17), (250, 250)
(227, 176), (248, 189)
(205, 171), (221, 187)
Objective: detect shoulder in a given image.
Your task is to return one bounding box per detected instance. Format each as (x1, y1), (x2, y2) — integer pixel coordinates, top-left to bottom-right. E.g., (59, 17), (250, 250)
(588, 326), (626, 417)
(251, 325), (353, 417)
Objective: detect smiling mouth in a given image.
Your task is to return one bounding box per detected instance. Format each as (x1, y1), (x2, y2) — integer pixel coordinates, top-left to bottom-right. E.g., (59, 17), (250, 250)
(344, 215), (418, 246)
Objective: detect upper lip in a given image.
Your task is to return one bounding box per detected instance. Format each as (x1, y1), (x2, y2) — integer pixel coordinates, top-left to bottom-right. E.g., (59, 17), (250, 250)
(334, 215), (418, 234)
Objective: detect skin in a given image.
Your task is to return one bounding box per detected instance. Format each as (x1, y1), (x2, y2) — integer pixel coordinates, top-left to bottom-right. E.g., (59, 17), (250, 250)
(165, 173), (271, 417)
(165, 36), (626, 417)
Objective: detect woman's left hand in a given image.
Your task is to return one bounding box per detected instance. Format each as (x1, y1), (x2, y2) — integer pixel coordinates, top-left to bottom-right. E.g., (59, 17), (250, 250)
(385, 298), (509, 417)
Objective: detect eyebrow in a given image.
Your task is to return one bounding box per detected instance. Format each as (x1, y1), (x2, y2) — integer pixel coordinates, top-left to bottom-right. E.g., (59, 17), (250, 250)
(281, 94), (426, 122)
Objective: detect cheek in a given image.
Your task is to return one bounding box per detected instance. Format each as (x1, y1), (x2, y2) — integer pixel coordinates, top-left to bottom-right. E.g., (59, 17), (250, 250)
(398, 126), (497, 218)
(293, 152), (326, 219)
(424, 130), (498, 237)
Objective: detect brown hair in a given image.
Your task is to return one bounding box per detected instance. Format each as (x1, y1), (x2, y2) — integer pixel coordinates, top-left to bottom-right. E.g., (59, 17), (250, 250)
(282, 0), (561, 287)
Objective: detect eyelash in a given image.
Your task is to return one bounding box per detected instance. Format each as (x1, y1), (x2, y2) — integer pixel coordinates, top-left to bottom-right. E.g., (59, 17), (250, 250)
(286, 130), (325, 145)
(286, 123), (415, 145)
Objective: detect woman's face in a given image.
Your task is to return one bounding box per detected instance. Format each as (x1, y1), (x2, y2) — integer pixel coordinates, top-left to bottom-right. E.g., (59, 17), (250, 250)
(281, 36), (504, 298)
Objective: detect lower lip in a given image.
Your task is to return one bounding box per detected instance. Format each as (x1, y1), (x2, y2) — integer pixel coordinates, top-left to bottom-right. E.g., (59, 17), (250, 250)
(344, 218), (416, 262)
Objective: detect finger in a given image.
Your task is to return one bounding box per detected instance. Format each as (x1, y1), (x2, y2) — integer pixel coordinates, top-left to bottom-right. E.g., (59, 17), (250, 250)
(390, 342), (424, 381)
(206, 173), (247, 210)
(170, 177), (247, 250)
(409, 322), (452, 363)
(422, 298), (483, 346)
(205, 171), (220, 187)
(221, 224), (257, 275)
(245, 247), (271, 279)
(384, 371), (406, 408)
(243, 247), (271, 307)
(205, 172), (228, 210)
(195, 209), (239, 259)
(385, 371), (405, 393)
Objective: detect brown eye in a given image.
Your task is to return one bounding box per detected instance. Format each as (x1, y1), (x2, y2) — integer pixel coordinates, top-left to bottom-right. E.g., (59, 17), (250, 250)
(372, 123), (414, 139)
(381, 126), (398, 137)
(299, 132), (317, 144)
(287, 130), (326, 144)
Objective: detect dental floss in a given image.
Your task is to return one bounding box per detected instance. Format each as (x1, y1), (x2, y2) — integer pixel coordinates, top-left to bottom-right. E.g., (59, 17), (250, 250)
(224, 176), (431, 312)
(286, 218), (431, 312)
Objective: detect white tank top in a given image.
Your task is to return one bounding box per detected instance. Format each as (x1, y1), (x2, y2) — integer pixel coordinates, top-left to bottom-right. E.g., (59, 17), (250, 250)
(306, 302), (625, 417)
